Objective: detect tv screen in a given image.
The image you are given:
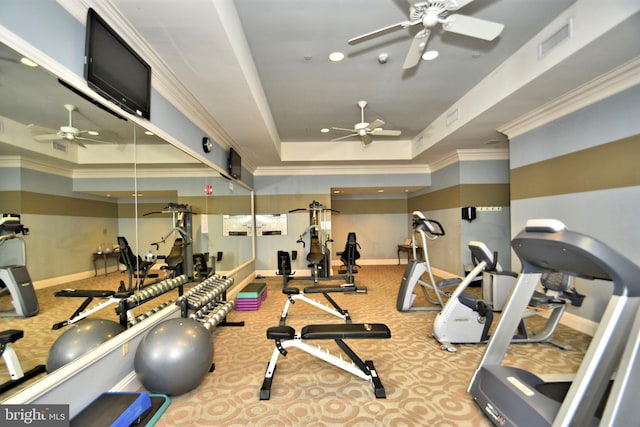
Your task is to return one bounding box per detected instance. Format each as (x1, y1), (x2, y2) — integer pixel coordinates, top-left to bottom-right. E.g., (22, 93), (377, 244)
(228, 147), (241, 180)
(85, 8), (151, 119)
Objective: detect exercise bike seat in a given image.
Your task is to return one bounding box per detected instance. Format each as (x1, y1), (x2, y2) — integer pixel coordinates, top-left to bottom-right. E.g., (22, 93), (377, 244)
(0, 329), (23, 345)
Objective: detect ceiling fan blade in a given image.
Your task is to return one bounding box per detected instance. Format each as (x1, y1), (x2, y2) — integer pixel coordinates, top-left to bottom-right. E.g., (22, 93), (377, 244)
(368, 119), (385, 130)
(33, 133), (62, 141)
(75, 136), (113, 145)
(443, 14), (504, 41)
(361, 134), (373, 146)
(442, 0), (475, 11)
(348, 20), (415, 45)
(372, 129), (402, 136)
(403, 29), (430, 69)
(331, 127), (357, 133)
(331, 133), (358, 142)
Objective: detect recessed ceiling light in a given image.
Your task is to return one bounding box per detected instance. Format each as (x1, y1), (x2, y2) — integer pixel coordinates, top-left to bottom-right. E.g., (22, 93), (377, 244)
(377, 189), (384, 193)
(87, 130), (99, 136)
(321, 128), (330, 133)
(20, 57), (38, 67)
(144, 130), (154, 136)
(422, 50), (439, 61)
(329, 51), (345, 62)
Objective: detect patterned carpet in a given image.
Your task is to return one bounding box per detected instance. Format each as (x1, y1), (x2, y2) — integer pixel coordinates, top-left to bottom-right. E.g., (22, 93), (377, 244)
(0, 265), (591, 426)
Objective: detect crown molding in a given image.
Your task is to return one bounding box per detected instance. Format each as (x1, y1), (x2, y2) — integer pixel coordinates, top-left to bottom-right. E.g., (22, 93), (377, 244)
(254, 163), (431, 177)
(72, 167), (219, 179)
(429, 148), (510, 172)
(0, 156), (219, 180)
(499, 56), (640, 138)
(0, 156), (74, 178)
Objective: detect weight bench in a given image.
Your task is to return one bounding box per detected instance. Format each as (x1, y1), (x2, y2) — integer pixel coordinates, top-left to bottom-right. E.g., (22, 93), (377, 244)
(337, 232), (361, 285)
(52, 289), (133, 330)
(280, 286), (351, 325)
(118, 236), (157, 291)
(276, 250), (357, 325)
(1, 329), (46, 394)
(260, 323), (391, 400)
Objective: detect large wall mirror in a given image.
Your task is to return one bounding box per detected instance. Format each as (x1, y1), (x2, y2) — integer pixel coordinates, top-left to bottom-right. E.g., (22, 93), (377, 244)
(0, 41), (253, 399)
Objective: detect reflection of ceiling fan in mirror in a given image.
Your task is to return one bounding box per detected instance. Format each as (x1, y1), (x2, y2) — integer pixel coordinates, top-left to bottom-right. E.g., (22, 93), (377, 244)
(348, 0), (505, 70)
(330, 101), (401, 146)
(31, 104), (110, 148)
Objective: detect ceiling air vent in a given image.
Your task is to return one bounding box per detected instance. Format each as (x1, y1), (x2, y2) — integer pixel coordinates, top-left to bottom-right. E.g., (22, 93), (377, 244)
(52, 141), (67, 153)
(446, 108), (459, 126)
(539, 19), (572, 59)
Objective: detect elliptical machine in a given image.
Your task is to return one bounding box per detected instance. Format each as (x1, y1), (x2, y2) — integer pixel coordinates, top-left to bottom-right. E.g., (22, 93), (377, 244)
(432, 240), (584, 352)
(0, 214), (39, 317)
(397, 211), (460, 312)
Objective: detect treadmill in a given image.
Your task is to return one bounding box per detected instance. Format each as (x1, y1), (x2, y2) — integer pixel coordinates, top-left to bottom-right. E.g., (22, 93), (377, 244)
(468, 219), (640, 426)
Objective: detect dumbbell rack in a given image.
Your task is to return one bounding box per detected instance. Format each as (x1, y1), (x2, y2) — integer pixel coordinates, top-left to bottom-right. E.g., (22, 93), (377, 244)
(116, 274), (188, 327)
(176, 274), (244, 329)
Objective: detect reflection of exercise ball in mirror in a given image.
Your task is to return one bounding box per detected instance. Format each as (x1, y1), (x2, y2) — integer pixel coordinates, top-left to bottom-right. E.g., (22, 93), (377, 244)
(134, 318), (213, 396)
(46, 319), (125, 373)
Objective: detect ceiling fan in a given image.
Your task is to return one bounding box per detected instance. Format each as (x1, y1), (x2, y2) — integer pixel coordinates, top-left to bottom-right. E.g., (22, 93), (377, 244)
(330, 101), (402, 146)
(31, 104), (108, 148)
(348, 0), (505, 70)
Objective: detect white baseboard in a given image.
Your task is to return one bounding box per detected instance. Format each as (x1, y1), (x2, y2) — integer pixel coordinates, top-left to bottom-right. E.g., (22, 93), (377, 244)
(558, 311), (598, 336)
(111, 371), (141, 392)
(33, 270), (97, 290)
(536, 307), (598, 337)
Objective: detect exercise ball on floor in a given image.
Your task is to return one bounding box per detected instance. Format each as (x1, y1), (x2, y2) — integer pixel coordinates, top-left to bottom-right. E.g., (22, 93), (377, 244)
(47, 318), (125, 373)
(134, 318), (213, 396)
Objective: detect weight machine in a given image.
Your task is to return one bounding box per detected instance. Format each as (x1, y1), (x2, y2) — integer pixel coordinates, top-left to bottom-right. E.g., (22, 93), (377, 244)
(143, 203), (194, 281)
(285, 201), (365, 292)
(291, 200), (335, 284)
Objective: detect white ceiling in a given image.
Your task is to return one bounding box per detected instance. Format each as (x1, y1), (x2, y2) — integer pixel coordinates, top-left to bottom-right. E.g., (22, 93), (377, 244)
(9, 0), (640, 175)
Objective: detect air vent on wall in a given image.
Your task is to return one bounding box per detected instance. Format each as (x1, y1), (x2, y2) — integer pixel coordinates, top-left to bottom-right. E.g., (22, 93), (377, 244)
(52, 141), (67, 153)
(539, 19), (572, 59)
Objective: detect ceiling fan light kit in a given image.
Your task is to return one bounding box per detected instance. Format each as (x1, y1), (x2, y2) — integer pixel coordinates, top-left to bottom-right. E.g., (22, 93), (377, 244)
(348, 0), (504, 70)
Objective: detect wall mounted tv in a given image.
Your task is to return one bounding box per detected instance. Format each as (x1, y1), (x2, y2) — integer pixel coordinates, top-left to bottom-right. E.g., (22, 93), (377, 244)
(228, 147), (241, 180)
(85, 8), (151, 119)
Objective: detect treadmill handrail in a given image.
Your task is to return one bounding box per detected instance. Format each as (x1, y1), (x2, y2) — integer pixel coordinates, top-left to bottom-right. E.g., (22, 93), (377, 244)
(513, 219), (640, 297)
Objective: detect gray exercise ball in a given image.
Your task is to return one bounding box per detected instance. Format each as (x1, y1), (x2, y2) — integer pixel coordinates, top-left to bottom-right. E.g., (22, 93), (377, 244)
(134, 318), (213, 396)
(47, 318), (125, 373)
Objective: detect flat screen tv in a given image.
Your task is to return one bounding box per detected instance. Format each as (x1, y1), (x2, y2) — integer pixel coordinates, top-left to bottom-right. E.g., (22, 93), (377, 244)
(228, 147), (241, 180)
(85, 8), (151, 119)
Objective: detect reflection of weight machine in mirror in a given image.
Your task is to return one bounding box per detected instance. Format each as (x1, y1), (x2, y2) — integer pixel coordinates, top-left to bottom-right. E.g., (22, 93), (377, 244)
(143, 203), (194, 282)
(0, 214), (39, 317)
(279, 201), (365, 293)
